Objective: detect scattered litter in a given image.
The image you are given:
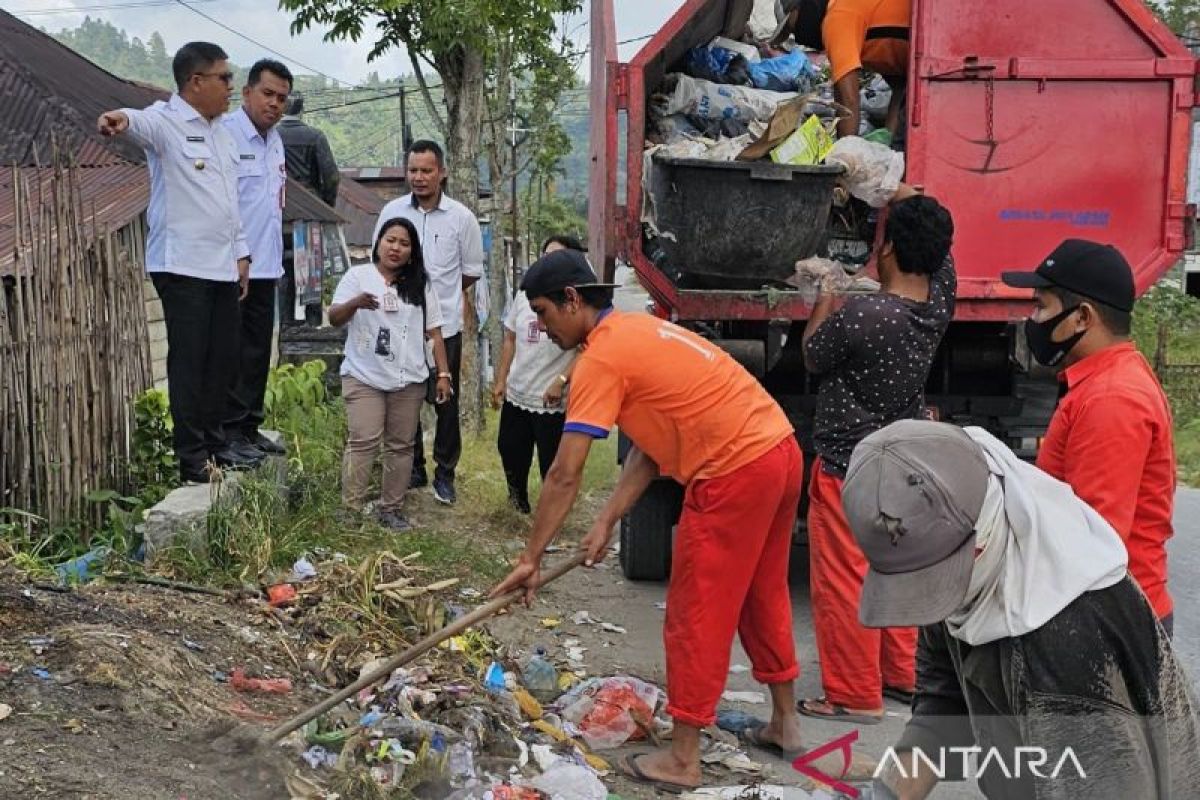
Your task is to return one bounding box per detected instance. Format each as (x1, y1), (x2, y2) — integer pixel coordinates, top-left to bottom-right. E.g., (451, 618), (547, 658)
(700, 741), (764, 775)
(229, 668), (292, 695)
(212, 670), (228, 683)
(301, 745), (338, 769)
(598, 622), (627, 635)
(291, 557), (318, 581)
(267, 584), (298, 607)
(655, 602), (668, 611)
(62, 718), (85, 734)
(483, 661), (507, 694)
(54, 546), (112, 585)
(540, 617), (562, 629)
(559, 676), (664, 750)
(31, 668), (51, 681)
(728, 664), (750, 675)
(572, 610), (595, 626)
(182, 638), (205, 653)
(721, 690), (767, 705)
(825, 135), (906, 208)
(0, 704), (11, 722)
(26, 637), (53, 656)
(528, 763), (608, 800)
(521, 649), (559, 703)
(682, 786), (821, 800)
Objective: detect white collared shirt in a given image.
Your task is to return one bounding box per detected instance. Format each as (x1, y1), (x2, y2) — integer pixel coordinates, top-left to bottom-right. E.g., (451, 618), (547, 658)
(372, 193), (485, 338)
(332, 264), (445, 392)
(222, 107), (286, 280)
(121, 94), (249, 281)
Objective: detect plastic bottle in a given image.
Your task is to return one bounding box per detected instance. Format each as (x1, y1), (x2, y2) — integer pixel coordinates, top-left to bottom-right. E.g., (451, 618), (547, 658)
(521, 648), (559, 704)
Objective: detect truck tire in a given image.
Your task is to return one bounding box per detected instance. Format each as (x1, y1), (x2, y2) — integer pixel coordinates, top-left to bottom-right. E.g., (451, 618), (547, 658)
(619, 479), (683, 582)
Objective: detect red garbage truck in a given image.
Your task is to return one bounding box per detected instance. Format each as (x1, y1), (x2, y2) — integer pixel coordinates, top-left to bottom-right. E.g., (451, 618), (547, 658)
(587, 0), (1199, 581)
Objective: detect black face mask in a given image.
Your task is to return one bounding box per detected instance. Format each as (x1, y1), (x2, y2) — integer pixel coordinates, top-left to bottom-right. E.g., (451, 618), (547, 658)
(1024, 305), (1084, 367)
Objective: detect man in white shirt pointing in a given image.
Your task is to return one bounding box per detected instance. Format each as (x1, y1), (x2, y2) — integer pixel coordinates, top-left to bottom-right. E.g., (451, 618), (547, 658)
(222, 59), (292, 459)
(97, 41), (259, 482)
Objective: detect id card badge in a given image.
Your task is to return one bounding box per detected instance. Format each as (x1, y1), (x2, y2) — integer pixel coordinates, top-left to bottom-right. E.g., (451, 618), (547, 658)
(381, 288), (401, 313)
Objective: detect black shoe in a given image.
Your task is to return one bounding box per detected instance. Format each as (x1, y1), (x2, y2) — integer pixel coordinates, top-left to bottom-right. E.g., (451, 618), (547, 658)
(432, 475), (456, 505)
(249, 432), (286, 455)
(375, 509), (414, 532)
(180, 465), (213, 484)
(409, 470), (429, 490)
(230, 440), (267, 461)
(508, 491), (531, 514)
(213, 447), (263, 471)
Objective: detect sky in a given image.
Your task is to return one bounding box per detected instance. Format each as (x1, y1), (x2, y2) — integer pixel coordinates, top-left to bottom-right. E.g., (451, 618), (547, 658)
(2, 0), (689, 86)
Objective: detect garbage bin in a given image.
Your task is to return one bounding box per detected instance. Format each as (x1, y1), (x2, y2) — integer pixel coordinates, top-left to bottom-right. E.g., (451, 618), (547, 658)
(647, 155), (843, 288)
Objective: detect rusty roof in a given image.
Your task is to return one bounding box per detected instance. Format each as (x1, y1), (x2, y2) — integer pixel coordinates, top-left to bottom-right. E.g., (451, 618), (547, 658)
(286, 179), (344, 225)
(340, 166), (409, 182)
(336, 176), (385, 247)
(0, 9), (167, 167)
(0, 164), (150, 274)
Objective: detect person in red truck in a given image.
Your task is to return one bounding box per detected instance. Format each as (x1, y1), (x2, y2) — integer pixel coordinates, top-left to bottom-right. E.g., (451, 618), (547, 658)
(1002, 239), (1177, 637)
(774, 0), (911, 139)
(801, 193), (955, 725)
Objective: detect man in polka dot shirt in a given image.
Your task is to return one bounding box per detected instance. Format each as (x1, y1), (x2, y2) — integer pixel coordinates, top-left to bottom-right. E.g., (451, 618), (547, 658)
(799, 191), (957, 725)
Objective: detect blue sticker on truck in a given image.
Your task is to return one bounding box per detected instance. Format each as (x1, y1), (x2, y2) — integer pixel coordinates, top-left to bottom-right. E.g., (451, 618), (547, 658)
(998, 209), (1111, 228)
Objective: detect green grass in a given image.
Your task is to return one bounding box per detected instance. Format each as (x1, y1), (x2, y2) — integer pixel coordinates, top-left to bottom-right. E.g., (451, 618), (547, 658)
(152, 397), (619, 589)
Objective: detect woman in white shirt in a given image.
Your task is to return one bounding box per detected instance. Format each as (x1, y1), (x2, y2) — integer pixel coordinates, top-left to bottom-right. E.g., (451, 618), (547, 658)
(330, 217), (452, 530)
(490, 236), (585, 512)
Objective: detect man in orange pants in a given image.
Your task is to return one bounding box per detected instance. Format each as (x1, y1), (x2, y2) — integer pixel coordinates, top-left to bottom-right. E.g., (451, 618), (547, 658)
(800, 194), (956, 724)
(492, 249), (806, 793)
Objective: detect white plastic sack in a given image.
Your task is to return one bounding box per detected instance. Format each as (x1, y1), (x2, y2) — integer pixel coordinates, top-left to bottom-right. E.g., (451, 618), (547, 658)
(825, 136), (906, 208)
(528, 764), (607, 800)
(665, 73), (797, 124)
(711, 36), (761, 63)
(747, 0), (782, 40)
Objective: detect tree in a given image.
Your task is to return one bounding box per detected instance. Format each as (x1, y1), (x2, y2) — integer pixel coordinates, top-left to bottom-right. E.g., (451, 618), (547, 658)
(1146, 0), (1200, 36)
(281, 0), (582, 433)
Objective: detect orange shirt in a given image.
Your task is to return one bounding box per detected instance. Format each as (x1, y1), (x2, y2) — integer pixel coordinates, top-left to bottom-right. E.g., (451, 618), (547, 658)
(564, 311), (793, 484)
(823, 0), (911, 83)
(1037, 342), (1176, 619)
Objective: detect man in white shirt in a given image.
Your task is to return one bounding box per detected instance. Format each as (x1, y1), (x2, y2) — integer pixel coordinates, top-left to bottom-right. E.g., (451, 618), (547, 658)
(222, 59), (292, 458)
(97, 41), (258, 483)
(372, 140), (485, 505)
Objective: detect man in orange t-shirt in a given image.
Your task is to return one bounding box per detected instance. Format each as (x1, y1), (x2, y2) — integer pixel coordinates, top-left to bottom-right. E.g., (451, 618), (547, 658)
(492, 249), (806, 793)
(775, 0), (911, 138)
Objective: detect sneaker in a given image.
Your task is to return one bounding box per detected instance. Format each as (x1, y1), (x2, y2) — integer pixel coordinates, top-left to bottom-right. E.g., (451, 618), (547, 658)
(375, 509), (414, 532)
(409, 469), (429, 490)
(432, 475), (456, 505)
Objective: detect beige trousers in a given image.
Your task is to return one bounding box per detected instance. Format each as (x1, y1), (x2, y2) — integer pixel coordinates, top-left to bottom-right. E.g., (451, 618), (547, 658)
(341, 376), (425, 512)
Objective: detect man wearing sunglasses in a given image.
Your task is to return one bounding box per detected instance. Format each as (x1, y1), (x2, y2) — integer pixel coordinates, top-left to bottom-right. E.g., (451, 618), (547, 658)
(97, 42), (259, 483)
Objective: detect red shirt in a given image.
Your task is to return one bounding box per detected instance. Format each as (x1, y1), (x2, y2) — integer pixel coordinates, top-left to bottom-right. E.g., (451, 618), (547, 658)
(1037, 342), (1176, 618)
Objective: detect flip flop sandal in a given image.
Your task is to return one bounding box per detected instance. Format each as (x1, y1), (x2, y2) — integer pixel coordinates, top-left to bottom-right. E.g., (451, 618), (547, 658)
(619, 753), (694, 795)
(797, 697), (883, 726)
(883, 686), (915, 705)
(738, 721), (808, 761)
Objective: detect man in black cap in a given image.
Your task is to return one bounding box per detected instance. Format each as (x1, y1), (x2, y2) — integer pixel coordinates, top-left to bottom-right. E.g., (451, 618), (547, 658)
(1002, 239), (1177, 636)
(491, 249), (810, 793)
(842, 419), (1199, 800)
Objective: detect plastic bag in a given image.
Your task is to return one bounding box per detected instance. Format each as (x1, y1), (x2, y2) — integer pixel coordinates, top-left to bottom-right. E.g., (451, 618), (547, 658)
(664, 73), (797, 124)
(771, 115), (835, 165)
(685, 45), (743, 84)
(825, 136), (906, 208)
(558, 676), (662, 750)
(748, 49), (814, 93)
(787, 257), (855, 304)
(528, 764), (607, 800)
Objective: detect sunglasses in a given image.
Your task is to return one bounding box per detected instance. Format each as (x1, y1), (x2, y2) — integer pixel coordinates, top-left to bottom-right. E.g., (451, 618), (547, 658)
(195, 70), (235, 86)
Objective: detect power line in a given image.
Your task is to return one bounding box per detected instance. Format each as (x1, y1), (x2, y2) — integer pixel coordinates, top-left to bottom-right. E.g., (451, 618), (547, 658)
(12, 0), (216, 14)
(170, 0), (359, 87)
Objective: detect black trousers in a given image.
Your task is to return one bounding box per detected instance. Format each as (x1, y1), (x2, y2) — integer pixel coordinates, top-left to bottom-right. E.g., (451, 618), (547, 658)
(412, 332), (462, 481)
(150, 273), (239, 475)
(497, 401), (565, 504)
(225, 278), (276, 440)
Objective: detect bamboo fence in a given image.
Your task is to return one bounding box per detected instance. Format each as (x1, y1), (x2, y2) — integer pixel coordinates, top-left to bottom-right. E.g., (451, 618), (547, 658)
(0, 159), (152, 530)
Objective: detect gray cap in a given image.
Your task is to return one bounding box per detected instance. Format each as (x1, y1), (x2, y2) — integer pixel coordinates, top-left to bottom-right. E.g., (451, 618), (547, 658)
(842, 420), (990, 628)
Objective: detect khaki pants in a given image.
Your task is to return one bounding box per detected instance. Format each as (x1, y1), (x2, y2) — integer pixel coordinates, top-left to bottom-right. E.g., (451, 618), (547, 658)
(341, 376), (425, 512)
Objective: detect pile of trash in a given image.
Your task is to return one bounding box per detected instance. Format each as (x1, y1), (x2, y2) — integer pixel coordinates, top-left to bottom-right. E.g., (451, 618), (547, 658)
(269, 556), (778, 799)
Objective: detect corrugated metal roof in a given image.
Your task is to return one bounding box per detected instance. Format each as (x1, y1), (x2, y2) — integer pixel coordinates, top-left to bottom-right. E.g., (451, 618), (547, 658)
(0, 164), (150, 274)
(285, 179), (343, 224)
(340, 166), (408, 181)
(0, 9), (166, 167)
(336, 176), (385, 247)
